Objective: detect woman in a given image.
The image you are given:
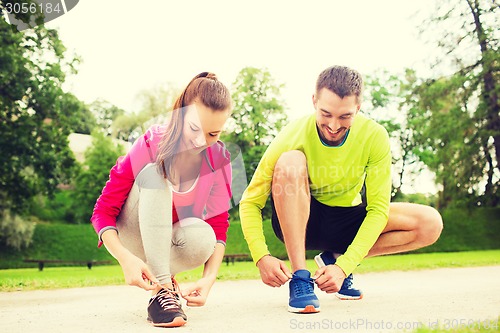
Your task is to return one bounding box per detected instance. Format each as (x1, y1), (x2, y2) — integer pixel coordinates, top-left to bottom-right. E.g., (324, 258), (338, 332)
(91, 72), (233, 327)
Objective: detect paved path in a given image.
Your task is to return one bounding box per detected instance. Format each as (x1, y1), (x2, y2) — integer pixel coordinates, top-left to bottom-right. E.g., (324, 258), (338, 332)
(1, 266), (499, 333)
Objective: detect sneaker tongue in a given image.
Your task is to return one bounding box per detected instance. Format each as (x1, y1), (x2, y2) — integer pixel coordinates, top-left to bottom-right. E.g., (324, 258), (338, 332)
(293, 269), (311, 279)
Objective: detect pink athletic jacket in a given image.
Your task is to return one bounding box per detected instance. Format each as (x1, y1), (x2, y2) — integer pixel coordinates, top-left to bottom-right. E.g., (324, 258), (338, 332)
(90, 124), (232, 247)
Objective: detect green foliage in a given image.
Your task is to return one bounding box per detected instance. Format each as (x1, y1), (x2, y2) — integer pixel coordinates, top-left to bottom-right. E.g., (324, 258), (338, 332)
(0, 211), (35, 250)
(0, 207), (498, 270)
(231, 207), (500, 258)
(0, 223), (114, 269)
(0, 265), (124, 291)
(409, 73), (497, 208)
(222, 67), (288, 218)
(226, 219), (287, 259)
(393, 193), (438, 207)
(0, 18), (77, 215)
(414, 207), (500, 253)
(61, 92), (96, 134)
(2, 250), (499, 291)
(414, 316), (499, 333)
(111, 112), (143, 141)
(29, 190), (74, 223)
(223, 67), (288, 178)
(111, 83), (179, 140)
(364, 69), (425, 199)
(89, 99), (125, 136)
(0, 9), (90, 250)
(415, 0), (500, 207)
(69, 131), (125, 224)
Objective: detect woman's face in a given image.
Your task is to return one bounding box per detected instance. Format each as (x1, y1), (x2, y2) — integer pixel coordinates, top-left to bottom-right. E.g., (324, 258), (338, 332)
(180, 101), (230, 154)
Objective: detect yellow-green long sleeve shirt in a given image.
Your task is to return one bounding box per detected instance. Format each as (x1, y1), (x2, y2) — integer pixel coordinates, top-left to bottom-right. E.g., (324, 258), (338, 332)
(239, 113), (392, 276)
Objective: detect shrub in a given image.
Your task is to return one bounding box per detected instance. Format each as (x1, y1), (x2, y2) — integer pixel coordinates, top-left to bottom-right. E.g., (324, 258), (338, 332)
(70, 131), (125, 224)
(0, 210), (35, 250)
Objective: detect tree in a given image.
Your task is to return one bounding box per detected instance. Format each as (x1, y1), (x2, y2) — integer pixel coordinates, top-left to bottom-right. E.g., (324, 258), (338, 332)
(89, 99), (124, 136)
(222, 67), (288, 181)
(70, 131), (125, 224)
(364, 69), (428, 201)
(416, 0), (499, 207)
(111, 83), (179, 141)
(62, 92), (96, 134)
(135, 84), (180, 121)
(0, 4), (80, 247)
(221, 67), (288, 219)
(0, 211), (35, 250)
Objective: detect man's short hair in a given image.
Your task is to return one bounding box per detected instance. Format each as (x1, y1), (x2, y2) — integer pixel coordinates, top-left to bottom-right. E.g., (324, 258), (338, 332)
(316, 66), (364, 103)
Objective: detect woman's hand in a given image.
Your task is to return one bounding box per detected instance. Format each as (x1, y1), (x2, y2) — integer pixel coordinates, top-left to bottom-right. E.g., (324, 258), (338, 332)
(181, 276), (214, 306)
(118, 252), (159, 291)
(101, 229), (159, 291)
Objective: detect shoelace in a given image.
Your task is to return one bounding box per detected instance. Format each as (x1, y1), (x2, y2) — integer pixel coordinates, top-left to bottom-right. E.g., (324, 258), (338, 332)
(342, 274), (353, 289)
(291, 274), (315, 296)
(151, 287), (181, 311)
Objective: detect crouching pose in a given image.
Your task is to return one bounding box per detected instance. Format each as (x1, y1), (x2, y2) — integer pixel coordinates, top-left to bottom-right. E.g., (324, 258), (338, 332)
(239, 65), (443, 313)
(91, 72), (233, 327)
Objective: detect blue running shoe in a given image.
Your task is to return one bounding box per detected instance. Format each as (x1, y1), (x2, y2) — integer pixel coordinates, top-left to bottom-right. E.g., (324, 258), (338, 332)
(288, 270), (320, 313)
(314, 251), (336, 266)
(314, 251), (363, 300)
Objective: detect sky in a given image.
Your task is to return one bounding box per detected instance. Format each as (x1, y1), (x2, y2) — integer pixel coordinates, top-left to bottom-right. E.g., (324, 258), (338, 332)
(43, 0), (439, 193)
(45, 0), (437, 119)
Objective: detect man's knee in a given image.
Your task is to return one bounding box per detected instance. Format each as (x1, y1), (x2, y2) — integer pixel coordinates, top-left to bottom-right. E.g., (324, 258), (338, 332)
(274, 150), (307, 180)
(273, 151), (308, 197)
(418, 206), (443, 246)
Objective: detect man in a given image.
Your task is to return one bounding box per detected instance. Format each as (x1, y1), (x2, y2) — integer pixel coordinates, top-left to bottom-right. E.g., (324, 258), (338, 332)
(239, 65), (443, 313)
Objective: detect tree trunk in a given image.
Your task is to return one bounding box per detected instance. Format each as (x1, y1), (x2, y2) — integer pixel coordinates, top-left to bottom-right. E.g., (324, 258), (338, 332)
(466, 0), (500, 174)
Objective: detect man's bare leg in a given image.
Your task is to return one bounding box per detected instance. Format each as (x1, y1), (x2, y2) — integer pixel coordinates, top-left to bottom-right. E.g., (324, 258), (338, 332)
(272, 150), (310, 272)
(368, 202), (443, 257)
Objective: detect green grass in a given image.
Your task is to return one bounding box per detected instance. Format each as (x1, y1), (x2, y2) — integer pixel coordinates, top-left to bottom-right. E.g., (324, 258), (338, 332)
(416, 207), (500, 253)
(413, 317), (499, 332)
(0, 265), (124, 291)
(2, 207), (499, 269)
(1, 250), (498, 292)
(0, 222), (115, 269)
(352, 250), (500, 273)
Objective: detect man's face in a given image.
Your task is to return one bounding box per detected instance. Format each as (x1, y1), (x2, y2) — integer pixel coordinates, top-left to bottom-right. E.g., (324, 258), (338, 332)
(313, 88), (360, 146)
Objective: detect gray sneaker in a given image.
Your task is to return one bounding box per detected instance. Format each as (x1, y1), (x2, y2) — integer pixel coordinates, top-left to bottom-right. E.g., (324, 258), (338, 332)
(147, 278), (187, 327)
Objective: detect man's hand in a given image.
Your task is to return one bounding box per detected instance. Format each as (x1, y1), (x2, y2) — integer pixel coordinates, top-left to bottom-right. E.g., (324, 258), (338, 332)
(256, 255), (292, 287)
(313, 264), (346, 293)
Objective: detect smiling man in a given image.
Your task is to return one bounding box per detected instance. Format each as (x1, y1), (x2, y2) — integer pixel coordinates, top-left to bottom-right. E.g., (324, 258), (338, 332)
(239, 65), (443, 313)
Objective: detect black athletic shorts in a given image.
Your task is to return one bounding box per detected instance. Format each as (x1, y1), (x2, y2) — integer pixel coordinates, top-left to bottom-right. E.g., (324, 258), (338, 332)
(271, 195), (367, 254)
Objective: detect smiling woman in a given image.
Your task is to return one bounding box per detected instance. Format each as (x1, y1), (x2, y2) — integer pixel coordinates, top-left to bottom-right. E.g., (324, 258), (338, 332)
(89, 72), (234, 328)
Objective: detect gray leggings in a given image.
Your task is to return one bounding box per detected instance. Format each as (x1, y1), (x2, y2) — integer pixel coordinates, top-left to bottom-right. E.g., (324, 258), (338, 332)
(116, 163), (216, 285)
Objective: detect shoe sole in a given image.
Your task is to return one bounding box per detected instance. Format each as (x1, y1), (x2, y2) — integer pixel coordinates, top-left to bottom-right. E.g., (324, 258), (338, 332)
(335, 293), (363, 300)
(314, 255), (326, 268)
(288, 305), (320, 313)
(315, 254), (363, 300)
(148, 316), (187, 327)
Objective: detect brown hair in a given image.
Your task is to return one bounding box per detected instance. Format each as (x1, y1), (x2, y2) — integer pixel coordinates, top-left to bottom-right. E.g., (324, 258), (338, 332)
(156, 72), (231, 181)
(316, 66), (364, 103)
